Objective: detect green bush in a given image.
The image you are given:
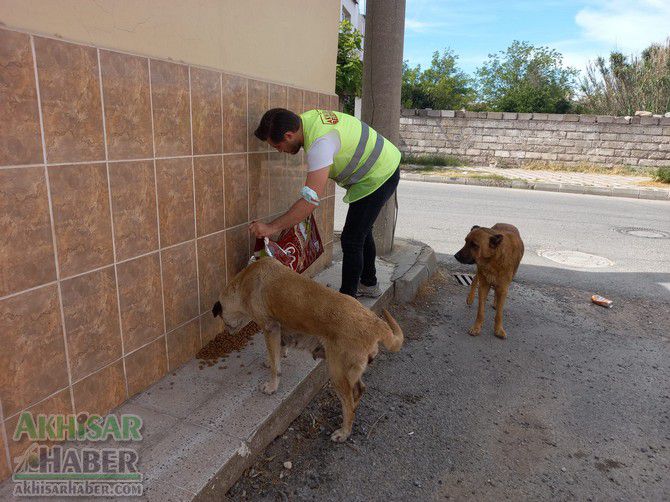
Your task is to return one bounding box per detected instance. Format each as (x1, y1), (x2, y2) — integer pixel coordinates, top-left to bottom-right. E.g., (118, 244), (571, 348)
(654, 167), (670, 183)
(401, 154), (465, 167)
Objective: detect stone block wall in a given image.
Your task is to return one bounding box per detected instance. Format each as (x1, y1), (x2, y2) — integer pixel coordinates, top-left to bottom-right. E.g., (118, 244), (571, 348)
(399, 109), (670, 169)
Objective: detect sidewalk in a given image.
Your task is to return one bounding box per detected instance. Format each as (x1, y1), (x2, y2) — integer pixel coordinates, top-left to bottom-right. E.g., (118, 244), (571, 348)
(0, 238), (436, 501)
(401, 165), (670, 200)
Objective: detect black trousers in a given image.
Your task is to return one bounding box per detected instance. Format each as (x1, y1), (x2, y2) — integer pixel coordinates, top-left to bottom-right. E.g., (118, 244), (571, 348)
(339, 167), (400, 297)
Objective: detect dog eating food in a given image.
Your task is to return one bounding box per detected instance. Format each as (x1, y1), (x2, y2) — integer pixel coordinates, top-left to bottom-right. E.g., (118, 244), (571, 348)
(212, 257), (403, 442)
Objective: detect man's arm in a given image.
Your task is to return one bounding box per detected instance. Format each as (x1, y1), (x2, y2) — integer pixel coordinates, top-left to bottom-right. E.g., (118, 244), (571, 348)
(249, 166), (330, 238)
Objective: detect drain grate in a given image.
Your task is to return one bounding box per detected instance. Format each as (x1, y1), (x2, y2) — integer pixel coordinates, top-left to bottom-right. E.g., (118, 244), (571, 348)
(453, 273), (474, 286)
(615, 227), (670, 239)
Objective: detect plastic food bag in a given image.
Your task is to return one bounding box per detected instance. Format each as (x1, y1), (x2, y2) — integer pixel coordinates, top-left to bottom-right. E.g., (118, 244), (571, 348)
(251, 213), (323, 274)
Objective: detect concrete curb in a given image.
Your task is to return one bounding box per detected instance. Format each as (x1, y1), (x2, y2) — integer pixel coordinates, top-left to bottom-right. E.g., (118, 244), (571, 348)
(400, 172), (670, 201)
(196, 239), (436, 499)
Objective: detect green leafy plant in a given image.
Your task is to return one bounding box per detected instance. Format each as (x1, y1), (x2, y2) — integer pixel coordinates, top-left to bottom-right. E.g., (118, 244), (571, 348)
(402, 49), (475, 110)
(579, 38), (670, 115)
(336, 20), (363, 114)
(476, 41), (578, 113)
(653, 167), (670, 183)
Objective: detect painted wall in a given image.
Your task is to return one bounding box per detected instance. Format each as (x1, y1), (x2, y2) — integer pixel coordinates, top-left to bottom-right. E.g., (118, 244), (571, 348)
(0, 0), (340, 93)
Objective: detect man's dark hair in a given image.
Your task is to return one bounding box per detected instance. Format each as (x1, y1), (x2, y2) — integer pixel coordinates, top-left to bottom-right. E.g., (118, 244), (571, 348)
(254, 108), (300, 143)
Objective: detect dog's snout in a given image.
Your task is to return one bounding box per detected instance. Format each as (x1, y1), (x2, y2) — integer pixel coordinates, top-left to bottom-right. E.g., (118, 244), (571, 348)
(455, 248), (475, 265)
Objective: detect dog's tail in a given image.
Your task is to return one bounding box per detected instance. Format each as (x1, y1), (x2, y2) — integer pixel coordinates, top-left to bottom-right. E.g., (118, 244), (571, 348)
(380, 309), (404, 352)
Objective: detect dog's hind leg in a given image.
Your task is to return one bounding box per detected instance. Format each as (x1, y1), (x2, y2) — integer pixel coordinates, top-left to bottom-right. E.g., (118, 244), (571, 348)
(469, 279), (490, 336)
(328, 359), (364, 442)
(467, 274), (478, 306)
(493, 285), (509, 339)
(353, 379), (366, 407)
(261, 321), (282, 394)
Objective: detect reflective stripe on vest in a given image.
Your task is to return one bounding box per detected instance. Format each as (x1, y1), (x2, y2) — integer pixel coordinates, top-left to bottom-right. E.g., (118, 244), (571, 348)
(333, 122), (370, 184)
(343, 130), (385, 188)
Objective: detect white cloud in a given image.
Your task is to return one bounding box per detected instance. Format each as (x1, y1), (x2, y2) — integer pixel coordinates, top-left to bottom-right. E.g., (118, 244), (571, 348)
(575, 0), (670, 52)
(404, 18), (447, 33)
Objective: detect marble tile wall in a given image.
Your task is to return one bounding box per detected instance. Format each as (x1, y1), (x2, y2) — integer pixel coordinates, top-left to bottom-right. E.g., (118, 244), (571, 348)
(0, 26), (337, 479)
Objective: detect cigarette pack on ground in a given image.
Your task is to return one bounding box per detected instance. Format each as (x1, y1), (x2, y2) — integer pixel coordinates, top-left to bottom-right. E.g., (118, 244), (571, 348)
(591, 294), (613, 308)
(252, 213), (323, 274)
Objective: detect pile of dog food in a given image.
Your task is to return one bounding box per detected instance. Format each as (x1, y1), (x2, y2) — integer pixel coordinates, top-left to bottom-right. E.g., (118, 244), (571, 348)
(196, 321), (260, 368)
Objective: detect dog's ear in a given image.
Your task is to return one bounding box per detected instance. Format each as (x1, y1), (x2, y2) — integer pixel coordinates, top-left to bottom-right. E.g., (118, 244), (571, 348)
(212, 301), (222, 318)
(489, 234), (503, 248)
(471, 225), (480, 231)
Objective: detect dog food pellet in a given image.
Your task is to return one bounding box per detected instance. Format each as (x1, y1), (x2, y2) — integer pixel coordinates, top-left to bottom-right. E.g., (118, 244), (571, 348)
(195, 321), (260, 368)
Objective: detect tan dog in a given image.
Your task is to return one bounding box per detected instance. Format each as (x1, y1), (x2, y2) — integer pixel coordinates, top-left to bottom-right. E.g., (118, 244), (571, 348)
(212, 257), (403, 442)
(454, 223), (524, 339)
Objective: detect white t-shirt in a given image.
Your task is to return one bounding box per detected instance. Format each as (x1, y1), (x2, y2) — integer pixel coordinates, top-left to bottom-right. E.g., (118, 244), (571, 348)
(306, 131), (341, 172)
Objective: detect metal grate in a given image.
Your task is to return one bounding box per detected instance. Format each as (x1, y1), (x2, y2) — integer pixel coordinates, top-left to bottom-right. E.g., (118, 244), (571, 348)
(453, 273), (474, 286)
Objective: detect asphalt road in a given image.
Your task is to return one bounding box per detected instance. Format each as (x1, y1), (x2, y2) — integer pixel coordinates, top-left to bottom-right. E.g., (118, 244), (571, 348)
(335, 182), (670, 301)
(226, 183), (669, 501)
(228, 265), (669, 501)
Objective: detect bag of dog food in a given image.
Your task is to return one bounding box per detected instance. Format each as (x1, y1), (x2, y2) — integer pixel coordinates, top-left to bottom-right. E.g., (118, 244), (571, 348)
(251, 213), (323, 274)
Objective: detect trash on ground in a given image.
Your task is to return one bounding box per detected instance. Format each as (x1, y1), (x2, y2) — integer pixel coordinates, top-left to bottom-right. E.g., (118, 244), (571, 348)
(591, 294), (613, 308)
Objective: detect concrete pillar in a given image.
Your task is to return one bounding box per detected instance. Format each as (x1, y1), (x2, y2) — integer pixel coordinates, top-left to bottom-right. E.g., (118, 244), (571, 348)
(361, 0), (406, 254)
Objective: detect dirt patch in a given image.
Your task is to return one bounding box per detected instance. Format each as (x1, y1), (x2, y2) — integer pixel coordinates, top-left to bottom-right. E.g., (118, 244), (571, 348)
(196, 322), (260, 368)
(595, 459), (625, 473)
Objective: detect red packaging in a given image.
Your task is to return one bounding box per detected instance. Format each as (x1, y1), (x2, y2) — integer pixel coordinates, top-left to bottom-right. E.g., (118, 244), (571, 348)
(252, 213), (323, 274)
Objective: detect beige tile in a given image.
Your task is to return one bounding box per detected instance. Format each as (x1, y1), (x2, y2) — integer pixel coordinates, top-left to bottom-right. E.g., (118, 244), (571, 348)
(193, 155), (225, 237)
(156, 157), (195, 247)
(318, 92), (330, 109)
(99, 50), (153, 160)
(0, 425), (10, 480)
(166, 319), (200, 370)
(4, 388), (72, 462)
(0, 284), (68, 418)
(0, 167), (56, 297)
(225, 225), (251, 282)
(125, 337), (167, 397)
(248, 152), (270, 220)
(191, 67), (222, 154)
(223, 154), (248, 227)
(61, 267), (122, 381)
(34, 37), (104, 163)
(303, 90), (319, 112)
(150, 59), (191, 157)
(288, 87), (304, 114)
(197, 232), (226, 315)
(109, 160), (159, 261)
(248, 79), (268, 152)
(161, 241), (198, 331)
(268, 152), (291, 214)
(0, 29), (42, 166)
(269, 83), (287, 109)
(72, 360), (126, 416)
(48, 163), (114, 277)
(221, 73), (247, 153)
(117, 253), (164, 354)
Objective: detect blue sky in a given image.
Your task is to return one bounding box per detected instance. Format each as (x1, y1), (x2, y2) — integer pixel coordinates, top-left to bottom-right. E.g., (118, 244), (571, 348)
(402, 0), (670, 77)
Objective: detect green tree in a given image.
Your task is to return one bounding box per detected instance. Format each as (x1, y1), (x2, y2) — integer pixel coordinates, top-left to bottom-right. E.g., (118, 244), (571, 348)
(579, 38), (670, 115)
(476, 41), (578, 113)
(336, 20), (363, 114)
(402, 49), (475, 109)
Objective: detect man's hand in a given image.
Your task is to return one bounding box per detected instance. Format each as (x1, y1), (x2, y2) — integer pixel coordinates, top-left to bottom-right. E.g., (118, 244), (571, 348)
(249, 220), (276, 238)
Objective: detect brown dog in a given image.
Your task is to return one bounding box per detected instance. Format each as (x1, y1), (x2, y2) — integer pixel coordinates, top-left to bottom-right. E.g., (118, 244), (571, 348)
(212, 257), (403, 442)
(454, 223), (524, 339)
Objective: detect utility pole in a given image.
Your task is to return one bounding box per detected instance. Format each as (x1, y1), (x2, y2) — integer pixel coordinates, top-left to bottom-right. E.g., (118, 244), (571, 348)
(361, 0), (406, 255)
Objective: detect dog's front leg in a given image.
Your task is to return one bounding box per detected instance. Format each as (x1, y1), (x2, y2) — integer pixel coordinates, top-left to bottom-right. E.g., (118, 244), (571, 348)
(493, 285), (509, 339)
(467, 274), (479, 306)
(261, 321), (281, 395)
(469, 279), (490, 336)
